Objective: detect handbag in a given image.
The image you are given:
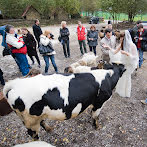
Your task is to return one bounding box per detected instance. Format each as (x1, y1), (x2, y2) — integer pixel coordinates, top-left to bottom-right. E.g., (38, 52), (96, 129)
(39, 43), (54, 54)
(58, 36), (62, 42)
(2, 47), (11, 56)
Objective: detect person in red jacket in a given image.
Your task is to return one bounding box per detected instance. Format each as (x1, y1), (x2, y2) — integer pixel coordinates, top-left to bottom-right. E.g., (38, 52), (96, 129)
(76, 21), (87, 55)
(6, 25), (30, 77)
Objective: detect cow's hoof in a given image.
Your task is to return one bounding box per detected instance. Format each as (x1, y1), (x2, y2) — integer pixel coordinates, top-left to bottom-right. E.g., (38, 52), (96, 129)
(93, 119), (101, 130)
(33, 134), (39, 141)
(40, 120), (53, 132)
(45, 126), (53, 132)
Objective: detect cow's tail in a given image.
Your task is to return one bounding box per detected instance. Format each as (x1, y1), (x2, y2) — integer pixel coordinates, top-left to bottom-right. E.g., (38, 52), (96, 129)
(3, 80), (15, 99)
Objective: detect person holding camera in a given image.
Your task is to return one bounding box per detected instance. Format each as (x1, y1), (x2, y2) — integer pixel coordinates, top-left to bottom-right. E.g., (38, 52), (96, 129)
(135, 24), (147, 68)
(129, 20), (142, 43)
(59, 21), (70, 58)
(40, 31), (58, 73)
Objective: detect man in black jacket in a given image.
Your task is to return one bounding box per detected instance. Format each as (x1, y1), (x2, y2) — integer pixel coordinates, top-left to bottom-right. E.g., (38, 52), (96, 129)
(135, 24), (147, 68)
(129, 20), (142, 43)
(32, 19), (42, 48)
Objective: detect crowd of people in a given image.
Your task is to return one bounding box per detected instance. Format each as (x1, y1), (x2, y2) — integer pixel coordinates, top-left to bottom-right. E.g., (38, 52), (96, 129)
(0, 19), (146, 101)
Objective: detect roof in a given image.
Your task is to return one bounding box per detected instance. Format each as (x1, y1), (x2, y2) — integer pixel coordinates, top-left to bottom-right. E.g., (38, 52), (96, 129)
(22, 5), (41, 17)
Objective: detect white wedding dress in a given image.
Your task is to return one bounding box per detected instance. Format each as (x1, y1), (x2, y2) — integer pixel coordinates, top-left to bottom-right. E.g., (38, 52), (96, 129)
(109, 30), (139, 97)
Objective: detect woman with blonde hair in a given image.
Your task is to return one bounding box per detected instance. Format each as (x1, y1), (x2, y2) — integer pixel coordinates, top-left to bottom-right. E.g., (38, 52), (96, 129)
(40, 31), (58, 73)
(59, 21), (70, 58)
(87, 25), (98, 55)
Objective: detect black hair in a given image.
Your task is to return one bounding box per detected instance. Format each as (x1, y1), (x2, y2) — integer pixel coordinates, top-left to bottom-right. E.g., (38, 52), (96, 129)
(136, 20), (142, 24)
(138, 24), (143, 29)
(105, 28), (112, 34)
(5, 25), (14, 33)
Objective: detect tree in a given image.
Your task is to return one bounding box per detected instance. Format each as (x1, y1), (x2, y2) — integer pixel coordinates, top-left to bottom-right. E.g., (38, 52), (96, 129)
(122, 0), (147, 22)
(0, 0), (27, 18)
(80, 0), (101, 15)
(100, 0), (124, 23)
(0, 0), (80, 19)
(100, 0), (147, 22)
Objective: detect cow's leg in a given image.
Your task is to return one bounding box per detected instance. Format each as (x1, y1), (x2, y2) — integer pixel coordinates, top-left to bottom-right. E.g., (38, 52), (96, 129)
(92, 106), (102, 129)
(92, 95), (105, 129)
(27, 128), (39, 140)
(25, 118), (41, 140)
(40, 120), (53, 132)
(92, 93), (112, 129)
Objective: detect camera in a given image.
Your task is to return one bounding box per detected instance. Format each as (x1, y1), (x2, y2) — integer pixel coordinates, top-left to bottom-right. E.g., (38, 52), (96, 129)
(135, 36), (139, 42)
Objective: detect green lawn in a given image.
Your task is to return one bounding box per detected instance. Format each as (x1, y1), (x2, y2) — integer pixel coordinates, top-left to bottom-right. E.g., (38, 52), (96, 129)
(81, 11), (147, 21)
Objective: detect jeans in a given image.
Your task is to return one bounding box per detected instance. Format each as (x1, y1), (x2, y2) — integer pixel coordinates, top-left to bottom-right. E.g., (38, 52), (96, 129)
(0, 69), (5, 85)
(14, 53), (30, 76)
(89, 46), (96, 55)
(78, 40), (87, 55)
(138, 48), (143, 68)
(29, 55), (40, 65)
(62, 40), (70, 57)
(43, 55), (58, 73)
(12, 53), (20, 70)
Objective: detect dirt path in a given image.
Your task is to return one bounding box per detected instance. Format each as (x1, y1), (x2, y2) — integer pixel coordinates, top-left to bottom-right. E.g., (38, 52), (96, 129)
(0, 23), (147, 147)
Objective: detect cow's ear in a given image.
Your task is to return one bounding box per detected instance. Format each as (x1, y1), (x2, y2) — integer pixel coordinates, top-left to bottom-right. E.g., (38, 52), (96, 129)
(119, 67), (126, 77)
(119, 64), (125, 68)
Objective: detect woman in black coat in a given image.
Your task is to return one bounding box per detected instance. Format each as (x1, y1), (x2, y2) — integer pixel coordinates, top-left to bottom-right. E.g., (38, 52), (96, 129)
(21, 28), (41, 67)
(87, 25), (98, 55)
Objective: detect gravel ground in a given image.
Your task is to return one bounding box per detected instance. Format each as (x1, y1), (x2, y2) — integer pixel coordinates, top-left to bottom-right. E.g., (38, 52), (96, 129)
(0, 23), (147, 147)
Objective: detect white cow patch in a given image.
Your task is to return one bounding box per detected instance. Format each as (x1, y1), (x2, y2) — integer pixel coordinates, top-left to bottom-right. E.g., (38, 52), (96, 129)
(3, 74), (75, 111)
(71, 103), (82, 118)
(92, 108), (102, 119)
(43, 106), (66, 120)
(90, 69), (114, 86)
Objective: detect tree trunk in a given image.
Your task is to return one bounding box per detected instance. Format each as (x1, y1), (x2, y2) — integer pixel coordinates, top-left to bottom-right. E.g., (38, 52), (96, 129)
(111, 13), (115, 24)
(128, 12), (134, 23)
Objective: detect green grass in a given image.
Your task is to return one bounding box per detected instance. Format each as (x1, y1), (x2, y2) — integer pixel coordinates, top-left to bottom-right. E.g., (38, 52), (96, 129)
(81, 11), (147, 21)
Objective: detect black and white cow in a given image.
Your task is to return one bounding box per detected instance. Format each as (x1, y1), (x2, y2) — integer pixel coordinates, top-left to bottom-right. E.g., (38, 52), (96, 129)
(3, 63), (125, 140)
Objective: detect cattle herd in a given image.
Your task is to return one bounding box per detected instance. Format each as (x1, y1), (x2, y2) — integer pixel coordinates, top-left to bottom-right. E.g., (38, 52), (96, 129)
(1, 53), (126, 146)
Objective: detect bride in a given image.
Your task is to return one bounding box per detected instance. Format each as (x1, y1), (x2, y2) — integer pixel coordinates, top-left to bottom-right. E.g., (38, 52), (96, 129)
(104, 30), (139, 97)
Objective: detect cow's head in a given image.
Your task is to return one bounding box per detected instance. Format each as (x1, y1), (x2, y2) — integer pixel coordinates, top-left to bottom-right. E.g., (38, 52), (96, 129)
(103, 63), (126, 77)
